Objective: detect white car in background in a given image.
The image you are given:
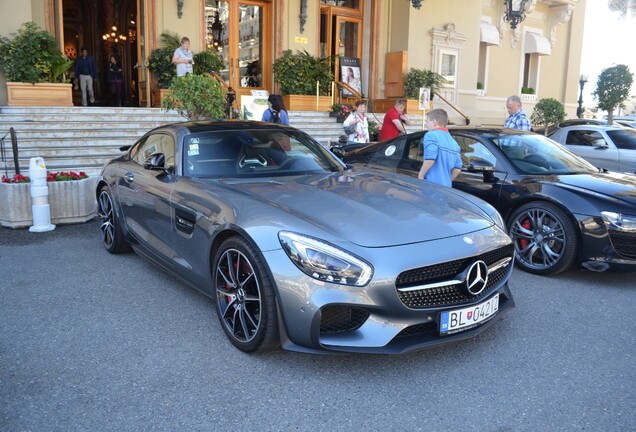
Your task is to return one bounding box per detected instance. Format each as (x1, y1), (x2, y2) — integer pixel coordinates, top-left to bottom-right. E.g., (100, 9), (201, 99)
(549, 125), (636, 174)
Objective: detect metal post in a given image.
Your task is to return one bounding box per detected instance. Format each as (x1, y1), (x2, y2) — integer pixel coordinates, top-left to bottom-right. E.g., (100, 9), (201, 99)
(577, 75), (587, 119)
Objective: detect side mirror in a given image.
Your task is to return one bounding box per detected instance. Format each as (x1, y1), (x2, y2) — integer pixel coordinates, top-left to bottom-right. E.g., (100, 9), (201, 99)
(144, 153), (166, 170)
(331, 146), (346, 159)
(592, 139), (608, 149)
(467, 158), (495, 172)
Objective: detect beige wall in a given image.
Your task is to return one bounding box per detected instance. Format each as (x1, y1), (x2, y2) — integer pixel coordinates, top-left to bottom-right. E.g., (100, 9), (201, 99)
(155, 0), (204, 52)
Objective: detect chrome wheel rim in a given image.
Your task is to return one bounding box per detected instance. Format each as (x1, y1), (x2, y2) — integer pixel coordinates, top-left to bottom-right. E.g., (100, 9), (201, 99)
(215, 248), (262, 343)
(510, 208), (566, 271)
(98, 190), (115, 248)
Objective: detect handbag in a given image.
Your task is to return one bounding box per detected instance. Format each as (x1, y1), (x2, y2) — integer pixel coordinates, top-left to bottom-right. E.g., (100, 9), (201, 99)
(343, 123), (356, 135)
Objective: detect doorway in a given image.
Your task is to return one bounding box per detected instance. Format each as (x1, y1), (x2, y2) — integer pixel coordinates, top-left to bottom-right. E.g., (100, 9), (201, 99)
(204, 0), (272, 101)
(61, 0), (139, 107)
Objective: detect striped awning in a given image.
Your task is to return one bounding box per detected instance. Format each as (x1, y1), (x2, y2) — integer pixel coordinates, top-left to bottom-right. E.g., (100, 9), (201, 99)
(524, 32), (551, 55)
(480, 22), (500, 46)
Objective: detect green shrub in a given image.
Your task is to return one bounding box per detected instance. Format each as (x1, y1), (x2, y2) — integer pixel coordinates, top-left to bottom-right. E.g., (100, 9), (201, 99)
(404, 68), (446, 99)
(272, 50), (333, 95)
(521, 86), (535, 95)
(531, 98), (566, 135)
(147, 47), (176, 89)
(477, 82), (484, 90)
(193, 50), (224, 75)
(162, 74), (226, 120)
(0, 22), (72, 84)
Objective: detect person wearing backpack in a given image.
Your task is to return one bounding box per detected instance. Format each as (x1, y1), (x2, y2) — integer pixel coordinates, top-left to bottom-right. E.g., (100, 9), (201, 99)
(262, 94), (290, 126)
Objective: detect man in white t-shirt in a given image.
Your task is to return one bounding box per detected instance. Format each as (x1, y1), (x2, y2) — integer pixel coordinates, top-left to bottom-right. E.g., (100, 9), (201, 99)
(172, 37), (194, 77)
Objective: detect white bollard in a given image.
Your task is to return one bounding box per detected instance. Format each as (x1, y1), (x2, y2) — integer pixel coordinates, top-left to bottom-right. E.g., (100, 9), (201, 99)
(28, 157), (55, 232)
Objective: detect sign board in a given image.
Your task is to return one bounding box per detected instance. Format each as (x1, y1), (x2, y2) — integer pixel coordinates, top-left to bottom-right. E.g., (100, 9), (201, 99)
(241, 95), (269, 121)
(419, 87), (430, 111)
(340, 57), (361, 97)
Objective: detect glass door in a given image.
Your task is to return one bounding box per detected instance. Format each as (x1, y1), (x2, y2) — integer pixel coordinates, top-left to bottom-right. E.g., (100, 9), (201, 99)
(205, 0), (271, 99)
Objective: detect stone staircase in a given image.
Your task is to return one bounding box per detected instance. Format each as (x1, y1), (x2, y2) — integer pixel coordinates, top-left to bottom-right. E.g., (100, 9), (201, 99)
(0, 106), (423, 178)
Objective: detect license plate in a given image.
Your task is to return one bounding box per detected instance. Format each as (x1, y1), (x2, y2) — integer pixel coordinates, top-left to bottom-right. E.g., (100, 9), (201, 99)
(440, 294), (499, 335)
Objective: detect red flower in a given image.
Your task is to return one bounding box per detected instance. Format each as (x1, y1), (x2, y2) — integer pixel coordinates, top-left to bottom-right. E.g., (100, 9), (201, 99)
(1, 171), (88, 183)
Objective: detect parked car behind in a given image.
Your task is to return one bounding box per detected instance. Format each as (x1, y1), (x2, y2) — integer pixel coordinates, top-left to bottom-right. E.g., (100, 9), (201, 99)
(96, 121), (515, 354)
(548, 125), (636, 174)
(334, 127), (636, 275)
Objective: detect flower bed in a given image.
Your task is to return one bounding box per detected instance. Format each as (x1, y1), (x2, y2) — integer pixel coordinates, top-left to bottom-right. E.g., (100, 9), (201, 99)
(0, 172), (97, 229)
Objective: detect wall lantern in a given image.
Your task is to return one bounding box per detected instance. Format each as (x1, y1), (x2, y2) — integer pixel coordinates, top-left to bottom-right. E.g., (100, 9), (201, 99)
(210, 11), (223, 48)
(408, 0), (424, 9)
(503, 0), (527, 30)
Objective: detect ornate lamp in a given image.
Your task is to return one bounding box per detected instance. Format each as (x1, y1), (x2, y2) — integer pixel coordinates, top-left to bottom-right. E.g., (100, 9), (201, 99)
(504, 0), (527, 30)
(408, 0), (424, 9)
(577, 74), (588, 119)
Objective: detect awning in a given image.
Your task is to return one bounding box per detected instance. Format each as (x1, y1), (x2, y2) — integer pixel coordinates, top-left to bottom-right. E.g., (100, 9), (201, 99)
(480, 22), (500, 46)
(524, 32), (551, 55)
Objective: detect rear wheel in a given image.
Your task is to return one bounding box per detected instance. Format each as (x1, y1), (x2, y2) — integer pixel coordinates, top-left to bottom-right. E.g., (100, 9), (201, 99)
(213, 237), (279, 353)
(508, 202), (577, 275)
(97, 187), (130, 254)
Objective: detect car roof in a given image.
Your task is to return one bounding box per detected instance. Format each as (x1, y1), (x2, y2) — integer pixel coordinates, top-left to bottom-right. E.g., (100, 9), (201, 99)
(149, 120), (294, 134)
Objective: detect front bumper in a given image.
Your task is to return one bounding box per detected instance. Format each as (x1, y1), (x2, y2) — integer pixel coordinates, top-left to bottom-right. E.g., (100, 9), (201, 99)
(263, 230), (515, 354)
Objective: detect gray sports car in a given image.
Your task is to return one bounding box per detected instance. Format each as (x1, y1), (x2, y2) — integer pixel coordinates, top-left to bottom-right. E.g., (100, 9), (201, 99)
(96, 121), (515, 354)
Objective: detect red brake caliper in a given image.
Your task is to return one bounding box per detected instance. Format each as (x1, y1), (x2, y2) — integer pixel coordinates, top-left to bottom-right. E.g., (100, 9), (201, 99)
(519, 218), (532, 249)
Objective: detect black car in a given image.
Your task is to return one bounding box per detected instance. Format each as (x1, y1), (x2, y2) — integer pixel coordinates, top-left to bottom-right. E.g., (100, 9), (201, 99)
(335, 127), (636, 275)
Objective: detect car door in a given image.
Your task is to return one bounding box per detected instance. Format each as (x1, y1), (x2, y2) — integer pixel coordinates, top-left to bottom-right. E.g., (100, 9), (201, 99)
(560, 128), (620, 171)
(450, 133), (507, 209)
(606, 129), (636, 173)
(365, 136), (410, 174)
(117, 132), (177, 261)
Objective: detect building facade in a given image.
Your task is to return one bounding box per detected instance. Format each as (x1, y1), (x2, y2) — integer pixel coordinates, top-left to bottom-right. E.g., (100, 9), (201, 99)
(0, 0), (586, 126)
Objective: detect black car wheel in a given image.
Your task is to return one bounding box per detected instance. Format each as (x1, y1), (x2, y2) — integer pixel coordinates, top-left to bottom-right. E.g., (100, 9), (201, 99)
(214, 237), (279, 353)
(508, 202), (577, 275)
(97, 187), (130, 254)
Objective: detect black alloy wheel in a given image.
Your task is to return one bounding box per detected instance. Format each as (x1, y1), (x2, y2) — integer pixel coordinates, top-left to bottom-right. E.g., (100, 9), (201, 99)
(508, 202), (577, 275)
(214, 237), (278, 353)
(97, 187), (130, 254)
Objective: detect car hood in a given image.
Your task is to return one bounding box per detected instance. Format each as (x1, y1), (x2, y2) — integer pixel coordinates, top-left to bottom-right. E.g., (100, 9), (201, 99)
(215, 168), (497, 247)
(549, 171), (636, 206)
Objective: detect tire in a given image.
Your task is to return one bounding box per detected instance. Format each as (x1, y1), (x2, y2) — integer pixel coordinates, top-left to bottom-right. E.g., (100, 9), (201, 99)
(213, 237), (279, 353)
(508, 202), (578, 275)
(97, 186), (130, 254)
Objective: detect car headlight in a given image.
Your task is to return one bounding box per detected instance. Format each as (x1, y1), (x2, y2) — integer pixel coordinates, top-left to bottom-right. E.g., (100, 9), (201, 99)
(279, 231), (373, 286)
(601, 211), (636, 232)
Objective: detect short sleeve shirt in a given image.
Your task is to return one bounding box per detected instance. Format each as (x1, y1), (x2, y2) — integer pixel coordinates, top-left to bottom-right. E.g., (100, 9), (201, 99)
(504, 109), (532, 131)
(422, 129), (462, 187)
(174, 47), (194, 77)
(380, 107), (401, 141)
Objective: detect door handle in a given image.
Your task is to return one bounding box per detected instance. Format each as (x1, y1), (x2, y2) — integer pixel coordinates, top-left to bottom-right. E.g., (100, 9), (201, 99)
(125, 172), (135, 183)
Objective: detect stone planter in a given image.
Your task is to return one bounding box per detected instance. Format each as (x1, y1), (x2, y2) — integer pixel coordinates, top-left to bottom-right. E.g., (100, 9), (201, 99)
(6, 82), (73, 106)
(282, 95), (332, 111)
(0, 177), (97, 229)
(152, 89), (172, 108)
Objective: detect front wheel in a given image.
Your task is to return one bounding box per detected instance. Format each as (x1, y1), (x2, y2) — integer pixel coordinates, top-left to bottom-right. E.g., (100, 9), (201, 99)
(213, 237), (279, 353)
(508, 202), (577, 275)
(97, 187), (130, 254)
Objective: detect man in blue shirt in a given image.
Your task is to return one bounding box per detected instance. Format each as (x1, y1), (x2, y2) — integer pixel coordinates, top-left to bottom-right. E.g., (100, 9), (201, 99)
(417, 109), (462, 188)
(504, 95), (532, 131)
(74, 47), (96, 106)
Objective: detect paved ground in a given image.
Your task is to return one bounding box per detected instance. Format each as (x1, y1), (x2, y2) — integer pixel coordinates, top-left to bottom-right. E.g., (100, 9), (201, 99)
(1, 221), (635, 431)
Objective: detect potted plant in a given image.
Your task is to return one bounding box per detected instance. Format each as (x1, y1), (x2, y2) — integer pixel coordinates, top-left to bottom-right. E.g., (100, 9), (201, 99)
(0, 170), (96, 228)
(272, 50), (334, 111)
(330, 103), (353, 122)
(161, 73), (226, 120)
(368, 120), (381, 141)
(403, 68), (446, 113)
(0, 22), (74, 106)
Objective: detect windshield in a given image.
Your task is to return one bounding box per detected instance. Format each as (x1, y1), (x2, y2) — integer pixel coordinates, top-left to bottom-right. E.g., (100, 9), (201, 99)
(183, 129), (345, 178)
(493, 133), (598, 175)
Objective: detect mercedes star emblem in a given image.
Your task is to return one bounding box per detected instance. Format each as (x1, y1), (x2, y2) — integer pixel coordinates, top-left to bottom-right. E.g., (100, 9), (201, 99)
(465, 260), (489, 296)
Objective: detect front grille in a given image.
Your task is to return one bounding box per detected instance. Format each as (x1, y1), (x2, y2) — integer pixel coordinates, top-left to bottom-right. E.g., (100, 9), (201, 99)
(320, 306), (370, 334)
(609, 230), (636, 259)
(395, 244), (513, 309)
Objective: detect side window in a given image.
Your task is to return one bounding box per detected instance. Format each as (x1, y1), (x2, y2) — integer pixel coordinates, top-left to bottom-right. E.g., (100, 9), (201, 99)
(607, 130), (636, 150)
(455, 136), (496, 168)
(566, 130), (603, 147)
(132, 134), (175, 167)
(406, 136), (423, 162)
